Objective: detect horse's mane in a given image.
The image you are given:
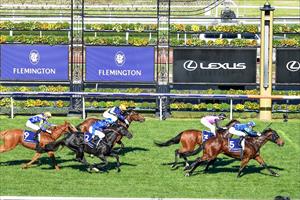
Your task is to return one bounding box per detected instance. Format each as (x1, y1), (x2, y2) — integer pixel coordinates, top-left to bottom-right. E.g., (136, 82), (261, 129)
(261, 128), (273, 135)
(225, 119), (240, 127)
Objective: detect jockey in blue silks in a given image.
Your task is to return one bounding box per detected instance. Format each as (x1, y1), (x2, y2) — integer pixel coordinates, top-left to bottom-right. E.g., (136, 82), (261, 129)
(25, 112), (54, 150)
(228, 121), (261, 158)
(88, 118), (114, 145)
(103, 104), (129, 126)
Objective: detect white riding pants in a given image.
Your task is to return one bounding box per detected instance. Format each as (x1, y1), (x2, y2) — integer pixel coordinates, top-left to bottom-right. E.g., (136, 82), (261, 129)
(229, 127), (246, 149)
(200, 118), (216, 135)
(88, 126), (105, 140)
(26, 121), (40, 131)
(103, 110), (118, 122)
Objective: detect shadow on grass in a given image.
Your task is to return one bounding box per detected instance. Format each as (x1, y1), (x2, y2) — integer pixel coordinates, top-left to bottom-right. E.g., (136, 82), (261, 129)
(0, 157), (75, 168)
(111, 146), (149, 156)
(189, 161), (285, 177)
(60, 161), (137, 173)
(162, 157), (237, 170)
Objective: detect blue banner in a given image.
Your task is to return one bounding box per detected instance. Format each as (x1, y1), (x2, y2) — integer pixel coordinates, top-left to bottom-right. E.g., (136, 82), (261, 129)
(85, 46), (154, 82)
(0, 45), (69, 81)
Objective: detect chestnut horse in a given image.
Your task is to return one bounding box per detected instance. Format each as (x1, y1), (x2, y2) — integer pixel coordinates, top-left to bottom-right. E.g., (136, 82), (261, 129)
(154, 119), (239, 169)
(0, 121), (78, 170)
(185, 128), (285, 177)
(76, 110), (145, 149)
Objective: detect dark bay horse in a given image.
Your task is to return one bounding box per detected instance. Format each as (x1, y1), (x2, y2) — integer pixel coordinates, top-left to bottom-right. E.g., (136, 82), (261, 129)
(154, 119), (239, 169)
(45, 124), (133, 172)
(76, 109), (145, 150)
(185, 128), (285, 177)
(0, 121), (78, 170)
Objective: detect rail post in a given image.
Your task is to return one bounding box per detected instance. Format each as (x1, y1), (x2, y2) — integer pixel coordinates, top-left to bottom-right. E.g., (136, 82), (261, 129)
(259, 2), (275, 121)
(10, 97), (14, 119)
(230, 98), (233, 120)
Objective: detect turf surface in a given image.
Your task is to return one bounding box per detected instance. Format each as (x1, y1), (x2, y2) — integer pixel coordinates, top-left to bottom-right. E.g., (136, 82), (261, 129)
(0, 116), (299, 199)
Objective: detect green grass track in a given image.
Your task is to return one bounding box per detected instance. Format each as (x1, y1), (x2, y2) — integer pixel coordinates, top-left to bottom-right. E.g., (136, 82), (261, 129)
(0, 116), (299, 199)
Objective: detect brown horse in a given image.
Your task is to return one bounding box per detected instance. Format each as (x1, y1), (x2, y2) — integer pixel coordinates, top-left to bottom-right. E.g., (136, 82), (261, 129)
(185, 128), (285, 177)
(154, 119), (239, 169)
(76, 109), (145, 149)
(0, 121), (78, 170)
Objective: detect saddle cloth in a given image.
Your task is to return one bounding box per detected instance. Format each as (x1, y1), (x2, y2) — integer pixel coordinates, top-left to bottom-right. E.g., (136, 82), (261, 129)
(228, 138), (242, 152)
(84, 132), (96, 148)
(23, 130), (38, 143)
(202, 130), (214, 142)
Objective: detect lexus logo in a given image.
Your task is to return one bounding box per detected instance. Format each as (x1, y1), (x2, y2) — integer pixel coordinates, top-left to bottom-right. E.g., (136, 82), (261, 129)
(286, 61), (300, 72)
(183, 60), (198, 71)
(183, 60), (246, 71)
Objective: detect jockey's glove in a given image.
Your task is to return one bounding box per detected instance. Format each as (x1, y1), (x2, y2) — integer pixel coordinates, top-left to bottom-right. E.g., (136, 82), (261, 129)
(124, 119), (129, 125)
(257, 132), (261, 136)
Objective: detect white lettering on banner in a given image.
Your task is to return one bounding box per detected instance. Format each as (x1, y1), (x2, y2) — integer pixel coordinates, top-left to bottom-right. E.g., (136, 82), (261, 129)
(98, 69), (142, 76)
(13, 68), (56, 74)
(200, 63), (246, 70)
(183, 60), (247, 71)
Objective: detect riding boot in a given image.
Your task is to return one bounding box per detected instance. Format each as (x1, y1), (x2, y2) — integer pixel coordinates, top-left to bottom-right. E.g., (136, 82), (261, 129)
(239, 136), (245, 160)
(34, 129), (43, 152)
(91, 136), (100, 147)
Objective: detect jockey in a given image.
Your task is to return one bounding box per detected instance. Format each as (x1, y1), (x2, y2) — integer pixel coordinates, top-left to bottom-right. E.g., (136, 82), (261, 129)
(25, 112), (53, 150)
(228, 121), (261, 158)
(103, 104), (129, 126)
(88, 118), (114, 145)
(200, 113), (226, 136)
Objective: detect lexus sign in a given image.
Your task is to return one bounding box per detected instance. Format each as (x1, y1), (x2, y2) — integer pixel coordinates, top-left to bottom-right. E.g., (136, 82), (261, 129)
(173, 48), (257, 84)
(276, 48), (300, 84)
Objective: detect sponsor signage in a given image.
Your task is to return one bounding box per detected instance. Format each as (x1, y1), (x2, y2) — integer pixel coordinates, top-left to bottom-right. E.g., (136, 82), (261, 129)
(0, 45), (69, 81)
(85, 46), (154, 82)
(173, 48), (257, 84)
(276, 48), (300, 84)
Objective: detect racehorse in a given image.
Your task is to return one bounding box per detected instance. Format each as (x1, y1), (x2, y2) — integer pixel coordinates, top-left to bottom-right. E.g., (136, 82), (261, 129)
(76, 109), (145, 150)
(45, 124), (133, 172)
(0, 121), (78, 170)
(184, 128), (284, 177)
(154, 119), (239, 169)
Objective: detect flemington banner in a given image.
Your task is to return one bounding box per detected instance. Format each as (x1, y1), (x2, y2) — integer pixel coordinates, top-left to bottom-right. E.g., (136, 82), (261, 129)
(0, 45), (69, 81)
(173, 48), (257, 84)
(85, 46), (154, 82)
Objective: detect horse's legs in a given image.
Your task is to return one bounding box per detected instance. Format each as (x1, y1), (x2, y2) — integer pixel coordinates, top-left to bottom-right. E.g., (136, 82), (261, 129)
(182, 155), (189, 168)
(237, 158), (250, 178)
(171, 149), (180, 169)
(185, 157), (205, 176)
(114, 141), (124, 153)
(22, 152), (41, 169)
(255, 155), (279, 177)
(47, 151), (59, 170)
(204, 158), (217, 172)
(110, 152), (121, 172)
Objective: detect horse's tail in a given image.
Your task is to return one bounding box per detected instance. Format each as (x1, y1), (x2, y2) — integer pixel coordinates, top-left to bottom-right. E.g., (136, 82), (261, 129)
(181, 144), (204, 157)
(154, 132), (183, 147)
(44, 137), (66, 152)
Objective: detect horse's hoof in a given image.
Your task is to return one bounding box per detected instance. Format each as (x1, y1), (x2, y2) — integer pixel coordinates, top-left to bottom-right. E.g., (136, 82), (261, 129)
(55, 166), (60, 171)
(185, 172), (190, 177)
(184, 166), (191, 171)
(117, 169), (121, 173)
(171, 164), (176, 168)
(273, 173), (280, 177)
(92, 167), (100, 172)
(21, 164), (28, 169)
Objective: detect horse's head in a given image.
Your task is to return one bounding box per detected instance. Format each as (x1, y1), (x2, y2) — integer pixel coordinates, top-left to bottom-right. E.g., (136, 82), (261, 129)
(115, 124), (133, 139)
(60, 121), (78, 133)
(125, 110), (145, 123)
(262, 128), (284, 147)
